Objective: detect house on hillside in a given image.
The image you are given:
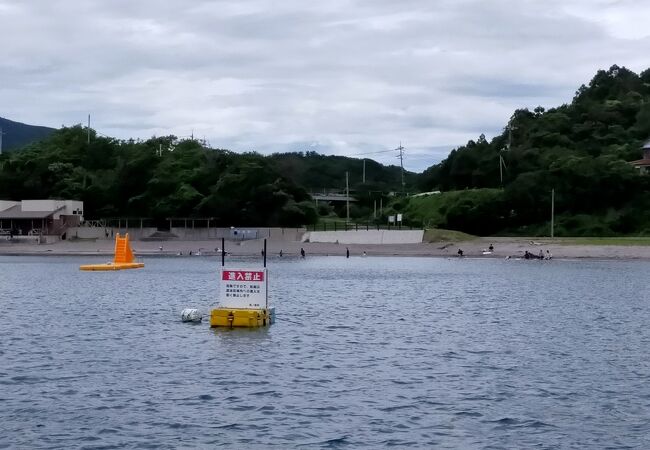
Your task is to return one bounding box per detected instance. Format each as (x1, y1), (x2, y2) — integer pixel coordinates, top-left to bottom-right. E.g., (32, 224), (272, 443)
(630, 139), (650, 174)
(0, 200), (83, 238)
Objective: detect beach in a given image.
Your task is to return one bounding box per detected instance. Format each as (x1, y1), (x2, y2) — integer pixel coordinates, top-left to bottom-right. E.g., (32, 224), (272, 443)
(1, 235), (650, 260)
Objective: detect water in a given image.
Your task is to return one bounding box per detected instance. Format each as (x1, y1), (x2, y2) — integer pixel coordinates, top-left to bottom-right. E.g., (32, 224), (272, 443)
(2, 255), (650, 449)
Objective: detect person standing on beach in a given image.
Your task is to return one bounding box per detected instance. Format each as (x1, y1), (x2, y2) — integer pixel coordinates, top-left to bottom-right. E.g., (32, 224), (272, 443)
(300, 248), (305, 258)
(457, 249), (464, 257)
(346, 247), (349, 258)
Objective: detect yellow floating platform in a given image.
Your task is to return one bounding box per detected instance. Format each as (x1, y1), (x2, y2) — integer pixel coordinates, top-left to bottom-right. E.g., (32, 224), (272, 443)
(210, 307), (275, 328)
(80, 233), (144, 271)
(80, 262), (145, 271)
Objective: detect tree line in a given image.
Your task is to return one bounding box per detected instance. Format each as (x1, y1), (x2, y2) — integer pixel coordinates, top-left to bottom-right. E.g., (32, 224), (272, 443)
(0, 128), (411, 227)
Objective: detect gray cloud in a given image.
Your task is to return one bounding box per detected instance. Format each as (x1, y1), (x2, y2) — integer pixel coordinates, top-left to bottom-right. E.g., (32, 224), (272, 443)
(1, 0), (648, 172)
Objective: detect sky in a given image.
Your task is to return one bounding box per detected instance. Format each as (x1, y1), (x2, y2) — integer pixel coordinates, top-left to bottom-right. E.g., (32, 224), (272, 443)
(1, 0), (649, 172)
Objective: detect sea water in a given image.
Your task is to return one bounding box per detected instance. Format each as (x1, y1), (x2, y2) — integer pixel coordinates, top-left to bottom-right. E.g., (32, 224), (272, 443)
(1, 255), (650, 449)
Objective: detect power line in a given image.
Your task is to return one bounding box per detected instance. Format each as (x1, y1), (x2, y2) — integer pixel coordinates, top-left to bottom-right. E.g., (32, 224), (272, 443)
(347, 148), (396, 157)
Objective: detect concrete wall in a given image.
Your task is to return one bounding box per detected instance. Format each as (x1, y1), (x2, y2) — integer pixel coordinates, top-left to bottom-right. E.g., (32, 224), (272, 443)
(68, 227), (158, 240)
(67, 226), (307, 241)
(305, 230), (424, 244)
(169, 227), (306, 240)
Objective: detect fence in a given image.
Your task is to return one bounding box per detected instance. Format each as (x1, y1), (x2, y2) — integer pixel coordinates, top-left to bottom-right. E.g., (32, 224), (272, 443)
(309, 221), (415, 232)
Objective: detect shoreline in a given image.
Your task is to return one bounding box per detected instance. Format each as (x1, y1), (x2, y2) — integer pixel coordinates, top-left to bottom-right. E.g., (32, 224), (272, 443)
(2, 236), (650, 260)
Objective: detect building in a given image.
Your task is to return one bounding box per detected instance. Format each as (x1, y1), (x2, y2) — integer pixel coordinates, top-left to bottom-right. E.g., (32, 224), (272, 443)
(629, 139), (650, 174)
(0, 200), (83, 237)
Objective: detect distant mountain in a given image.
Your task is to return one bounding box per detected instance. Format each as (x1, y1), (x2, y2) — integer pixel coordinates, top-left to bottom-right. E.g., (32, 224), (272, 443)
(0, 117), (56, 153)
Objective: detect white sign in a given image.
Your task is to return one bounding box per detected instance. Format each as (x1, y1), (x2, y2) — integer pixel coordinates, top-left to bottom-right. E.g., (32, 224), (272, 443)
(388, 215), (395, 223)
(219, 268), (268, 309)
(396, 214), (403, 222)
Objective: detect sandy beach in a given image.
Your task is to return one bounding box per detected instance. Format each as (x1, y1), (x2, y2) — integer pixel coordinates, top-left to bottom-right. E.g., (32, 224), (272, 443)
(1, 235), (650, 260)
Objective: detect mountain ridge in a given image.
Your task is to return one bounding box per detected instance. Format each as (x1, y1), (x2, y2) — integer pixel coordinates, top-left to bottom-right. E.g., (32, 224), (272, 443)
(0, 117), (56, 152)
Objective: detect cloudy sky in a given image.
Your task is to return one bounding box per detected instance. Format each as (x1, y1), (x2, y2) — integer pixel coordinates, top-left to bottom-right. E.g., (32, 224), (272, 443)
(1, 0), (649, 171)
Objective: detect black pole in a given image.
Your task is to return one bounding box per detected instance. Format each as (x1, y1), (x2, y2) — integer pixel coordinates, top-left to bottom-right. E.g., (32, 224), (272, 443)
(263, 238), (267, 268)
(221, 237), (225, 267)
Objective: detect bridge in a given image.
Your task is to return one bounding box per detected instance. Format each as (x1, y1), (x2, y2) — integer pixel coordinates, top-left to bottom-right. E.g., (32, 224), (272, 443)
(311, 193), (357, 202)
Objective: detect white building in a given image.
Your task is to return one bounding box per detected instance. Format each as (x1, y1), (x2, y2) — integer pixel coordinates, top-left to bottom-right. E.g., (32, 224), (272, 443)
(0, 199), (83, 236)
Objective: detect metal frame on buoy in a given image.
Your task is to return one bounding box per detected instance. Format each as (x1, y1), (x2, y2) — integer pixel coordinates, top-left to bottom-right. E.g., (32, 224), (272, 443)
(210, 238), (275, 328)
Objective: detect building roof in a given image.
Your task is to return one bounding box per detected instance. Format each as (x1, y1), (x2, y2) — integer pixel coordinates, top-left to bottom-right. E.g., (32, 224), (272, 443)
(0, 205), (63, 219)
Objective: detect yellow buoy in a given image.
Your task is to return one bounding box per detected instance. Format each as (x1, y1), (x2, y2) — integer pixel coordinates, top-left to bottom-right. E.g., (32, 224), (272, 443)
(210, 267), (274, 328)
(210, 307), (275, 328)
(80, 233), (144, 271)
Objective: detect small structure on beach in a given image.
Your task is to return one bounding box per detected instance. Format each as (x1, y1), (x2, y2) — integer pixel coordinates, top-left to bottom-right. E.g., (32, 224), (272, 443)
(79, 233), (144, 271)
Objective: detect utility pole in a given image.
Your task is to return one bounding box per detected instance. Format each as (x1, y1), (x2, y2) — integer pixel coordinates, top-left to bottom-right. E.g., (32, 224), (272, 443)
(551, 188), (555, 238)
(499, 123), (516, 187)
(499, 153), (507, 186)
(499, 154), (503, 186)
(362, 159), (366, 184)
(0, 127), (4, 155)
(396, 142), (405, 192)
(345, 171), (350, 222)
(87, 114), (91, 144)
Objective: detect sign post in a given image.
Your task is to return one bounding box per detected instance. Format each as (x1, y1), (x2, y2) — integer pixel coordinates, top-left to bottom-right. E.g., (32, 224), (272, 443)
(219, 269), (267, 310)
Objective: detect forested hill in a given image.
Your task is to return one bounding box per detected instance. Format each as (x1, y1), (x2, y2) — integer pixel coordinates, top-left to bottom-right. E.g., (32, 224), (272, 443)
(406, 65), (650, 236)
(0, 117), (55, 152)
(268, 152), (415, 193)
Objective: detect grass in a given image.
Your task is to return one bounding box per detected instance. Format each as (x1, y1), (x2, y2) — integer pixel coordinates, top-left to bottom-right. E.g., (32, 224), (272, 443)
(556, 237), (650, 246)
(423, 228), (477, 243)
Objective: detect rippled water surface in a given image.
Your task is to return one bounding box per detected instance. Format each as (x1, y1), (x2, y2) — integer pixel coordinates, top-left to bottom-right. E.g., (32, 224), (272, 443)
(2, 255), (650, 449)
